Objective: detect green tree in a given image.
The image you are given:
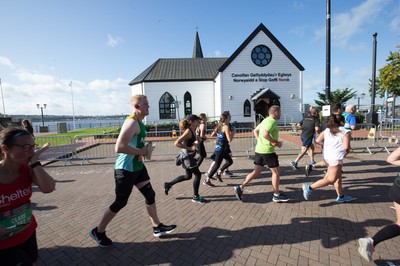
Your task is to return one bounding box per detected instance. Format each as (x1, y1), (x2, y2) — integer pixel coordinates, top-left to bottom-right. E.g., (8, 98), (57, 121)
(376, 50), (400, 97)
(314, 88), (357, 110)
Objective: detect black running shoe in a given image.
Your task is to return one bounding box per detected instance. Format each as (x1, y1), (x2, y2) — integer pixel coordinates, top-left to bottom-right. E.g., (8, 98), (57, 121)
(153, 223), (177, 237)
(272, 192), (291, 203)
(164, 182), (171, 195)
(305, 164), (312, 177)
(234, 185), (243, 201)
(90, 227), (113, 247)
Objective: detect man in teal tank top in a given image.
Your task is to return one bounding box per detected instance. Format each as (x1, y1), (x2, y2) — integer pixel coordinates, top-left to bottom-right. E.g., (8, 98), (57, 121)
(90, 95), (176, 247)
(234, 105), (291, 203)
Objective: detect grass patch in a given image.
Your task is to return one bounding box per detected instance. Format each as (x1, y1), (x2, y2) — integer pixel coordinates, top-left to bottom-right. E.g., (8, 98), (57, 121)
(35, 126), (120, 146)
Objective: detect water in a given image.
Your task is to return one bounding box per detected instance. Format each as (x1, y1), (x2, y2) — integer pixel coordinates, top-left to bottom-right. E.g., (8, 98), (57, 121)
(32, 119), (125, 133)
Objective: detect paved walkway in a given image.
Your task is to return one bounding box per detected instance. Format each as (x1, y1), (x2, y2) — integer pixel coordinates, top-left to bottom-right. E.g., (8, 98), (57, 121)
(32, 149), (400, 265)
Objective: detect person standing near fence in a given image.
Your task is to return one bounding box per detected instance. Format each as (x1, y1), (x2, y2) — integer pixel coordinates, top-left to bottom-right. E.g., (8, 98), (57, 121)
(196, 113), (208, 168)
(90, 95), (176, 247)
(357, 146), (400, 262)
(290, 109), (320, 170)
(302, 114), (352, 203)
(0, 127), (56, 265)
(203, 112), (234, 187)
(164, 114), (207, 203)
(234, 105), (291, 203)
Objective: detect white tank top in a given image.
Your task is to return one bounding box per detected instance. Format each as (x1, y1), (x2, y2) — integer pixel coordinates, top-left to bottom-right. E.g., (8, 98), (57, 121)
(322, 127), (349, 161)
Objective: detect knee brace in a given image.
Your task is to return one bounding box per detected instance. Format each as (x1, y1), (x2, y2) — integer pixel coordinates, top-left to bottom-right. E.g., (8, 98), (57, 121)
(109, 197), (128, 213)
(139, 183), (156, 205)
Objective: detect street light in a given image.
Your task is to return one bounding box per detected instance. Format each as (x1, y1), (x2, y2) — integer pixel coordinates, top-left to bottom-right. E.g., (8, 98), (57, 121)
(36, 104), (47, 126)
(354, 93), (366, 111)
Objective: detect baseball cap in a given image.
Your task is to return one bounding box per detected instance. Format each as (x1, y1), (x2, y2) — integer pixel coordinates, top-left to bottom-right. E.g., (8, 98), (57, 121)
(187, 114), (201, 121)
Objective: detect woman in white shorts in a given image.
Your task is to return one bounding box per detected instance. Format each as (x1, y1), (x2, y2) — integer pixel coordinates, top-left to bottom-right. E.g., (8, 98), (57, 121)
(302, 114), (352, 203)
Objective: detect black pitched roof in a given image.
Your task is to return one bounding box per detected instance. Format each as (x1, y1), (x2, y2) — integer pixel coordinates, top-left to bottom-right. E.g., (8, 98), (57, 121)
(128, 58), (228, 86)
(219, 23), (305, 72)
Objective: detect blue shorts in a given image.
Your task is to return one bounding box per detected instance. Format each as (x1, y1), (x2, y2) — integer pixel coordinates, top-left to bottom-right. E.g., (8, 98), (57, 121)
(301, 136), (313, 148)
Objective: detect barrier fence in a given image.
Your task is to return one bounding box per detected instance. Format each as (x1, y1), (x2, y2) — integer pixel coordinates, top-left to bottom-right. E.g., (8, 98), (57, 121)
(35, 122), (399, 165)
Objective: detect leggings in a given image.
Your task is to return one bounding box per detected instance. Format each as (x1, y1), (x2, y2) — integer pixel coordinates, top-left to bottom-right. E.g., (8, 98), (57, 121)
(196, 142), (207, 167)
(169, 167), (202, 196)
(208, 150), (233, 177)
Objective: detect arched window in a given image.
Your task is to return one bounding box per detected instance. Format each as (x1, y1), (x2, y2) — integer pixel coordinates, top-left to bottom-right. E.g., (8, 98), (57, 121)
(184, 92), (192, 116)
(243, 99), (251, 117)
(159, 92), (176, 119)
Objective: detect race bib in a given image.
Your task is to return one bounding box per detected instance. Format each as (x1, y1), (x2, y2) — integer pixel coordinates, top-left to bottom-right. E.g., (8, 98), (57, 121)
(0, 203), (32, 240)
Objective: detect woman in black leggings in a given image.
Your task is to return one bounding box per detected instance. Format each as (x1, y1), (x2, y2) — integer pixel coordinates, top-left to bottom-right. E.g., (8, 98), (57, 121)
(204, 112), (233, 187)
(164, 115), (206, 203)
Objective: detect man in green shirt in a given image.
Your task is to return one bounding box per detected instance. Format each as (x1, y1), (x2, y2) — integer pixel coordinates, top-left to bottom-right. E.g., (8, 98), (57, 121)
(234, 105), (291, 203)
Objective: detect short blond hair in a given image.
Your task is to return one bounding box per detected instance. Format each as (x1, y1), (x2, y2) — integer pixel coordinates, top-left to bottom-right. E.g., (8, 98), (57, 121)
(130, 94), (147, 106)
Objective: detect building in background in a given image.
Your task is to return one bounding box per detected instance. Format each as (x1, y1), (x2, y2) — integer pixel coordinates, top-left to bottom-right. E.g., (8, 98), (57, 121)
(129, 23), (305, 125)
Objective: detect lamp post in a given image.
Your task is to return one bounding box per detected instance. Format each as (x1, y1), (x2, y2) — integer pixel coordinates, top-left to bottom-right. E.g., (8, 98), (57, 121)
(36, 104), (47, 126)
(354, 93), (366, 111)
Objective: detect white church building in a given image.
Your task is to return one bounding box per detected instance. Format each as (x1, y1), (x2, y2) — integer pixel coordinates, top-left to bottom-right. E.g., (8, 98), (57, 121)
(129, 23), (305, 125)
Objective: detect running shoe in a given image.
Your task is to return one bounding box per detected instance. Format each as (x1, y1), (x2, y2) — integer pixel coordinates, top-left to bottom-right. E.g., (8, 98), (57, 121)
(90, 227), (113, 247)
(234, 185), (243, 201)
(192, 195), (207, 204)
(153, 223), (177, 237)
(203, 180), (216, 187)
(302, 184), (312, 200)
(305, 164), (312, 177)
(223, 170), (233, 176)
(164, 182), (171, 195)
(310, 161), (316, 166)
(205, 172), (217, 180)
(272, 192), (291, 203)
(336, 195), (352, 203)
(290, 161), (298, 170)
(358, 238), (373, 262)
(215, 172), (223, 182)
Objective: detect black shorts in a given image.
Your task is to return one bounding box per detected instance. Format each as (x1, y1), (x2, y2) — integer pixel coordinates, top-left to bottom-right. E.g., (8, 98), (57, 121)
(0, 231), (38, 265)
(114, 167), (150, 196)
(389, 177), (400, 204)
(254, 153), (279, 168)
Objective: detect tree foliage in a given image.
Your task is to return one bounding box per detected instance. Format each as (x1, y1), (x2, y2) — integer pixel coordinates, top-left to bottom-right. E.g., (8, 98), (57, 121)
(314, 88), (357, 110)
(376, 50), (400, 97)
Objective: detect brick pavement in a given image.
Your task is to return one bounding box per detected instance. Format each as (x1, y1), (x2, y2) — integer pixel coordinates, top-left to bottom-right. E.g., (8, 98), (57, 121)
(32, 149), (400, 265)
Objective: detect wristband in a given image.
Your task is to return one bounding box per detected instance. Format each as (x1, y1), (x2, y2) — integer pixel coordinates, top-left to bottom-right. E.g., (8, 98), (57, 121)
(31, 161), (42, 169)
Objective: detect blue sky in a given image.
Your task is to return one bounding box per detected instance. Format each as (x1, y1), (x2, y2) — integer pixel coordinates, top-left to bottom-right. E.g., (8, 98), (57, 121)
(0, 0), (399, 116)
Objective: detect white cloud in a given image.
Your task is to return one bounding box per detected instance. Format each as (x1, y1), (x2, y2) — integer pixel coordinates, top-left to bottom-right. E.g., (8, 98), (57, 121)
(14, 68), (56, 84)
(313, 0), (390, 47)
(0, 56), (13, 68)
(107, 34), (123, 47)
(333, 0), (390, 46)
(213, 50), (223, 57)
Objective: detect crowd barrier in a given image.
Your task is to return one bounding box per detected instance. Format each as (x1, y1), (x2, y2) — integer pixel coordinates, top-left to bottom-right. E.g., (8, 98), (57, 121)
(35, 122), (399, 165)
(377, 118), (400, 153)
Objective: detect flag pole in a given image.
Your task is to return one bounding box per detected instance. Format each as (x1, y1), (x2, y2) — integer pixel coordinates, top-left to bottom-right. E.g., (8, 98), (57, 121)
(70, 81), (76, 130)
(0, 78), (5, 117)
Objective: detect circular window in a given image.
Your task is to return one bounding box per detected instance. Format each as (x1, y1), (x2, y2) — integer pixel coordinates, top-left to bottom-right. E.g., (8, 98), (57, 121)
(251, 45), (272, 67)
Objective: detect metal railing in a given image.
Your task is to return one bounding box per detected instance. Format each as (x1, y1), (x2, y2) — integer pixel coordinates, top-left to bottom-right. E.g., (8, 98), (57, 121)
(35, 122), (399, 165)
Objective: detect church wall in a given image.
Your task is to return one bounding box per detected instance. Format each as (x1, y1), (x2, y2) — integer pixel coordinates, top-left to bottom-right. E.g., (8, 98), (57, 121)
(220, 31), (303, 125)
(135, 81), (215, 124)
